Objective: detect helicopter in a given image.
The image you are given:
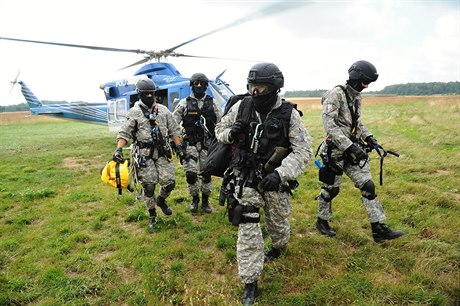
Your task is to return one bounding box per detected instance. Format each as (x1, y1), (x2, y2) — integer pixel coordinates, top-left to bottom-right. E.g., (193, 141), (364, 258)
(1, 2), (305, 131)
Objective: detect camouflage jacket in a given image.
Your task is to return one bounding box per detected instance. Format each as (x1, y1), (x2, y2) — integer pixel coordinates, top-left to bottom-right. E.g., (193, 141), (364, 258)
(321, 83), (373, 152)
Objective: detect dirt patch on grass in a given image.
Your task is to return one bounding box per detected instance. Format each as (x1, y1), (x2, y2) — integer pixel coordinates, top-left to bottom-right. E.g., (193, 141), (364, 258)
(63, 155), (105, 173)
(0, 111), (64, 124)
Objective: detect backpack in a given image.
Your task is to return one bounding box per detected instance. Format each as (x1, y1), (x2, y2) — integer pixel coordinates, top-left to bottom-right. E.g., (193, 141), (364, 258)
(203, 94), (250, 177)
(100, 159), (131, 195)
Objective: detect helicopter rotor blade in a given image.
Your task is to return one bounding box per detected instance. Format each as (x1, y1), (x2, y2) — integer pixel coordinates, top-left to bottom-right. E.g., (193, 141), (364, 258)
(0, 36), (150, 55)
(171, 53), (259, 62)
(164, 2), (308, 54)
(118, 56), (154, 70)
(1, 1), (308, 69)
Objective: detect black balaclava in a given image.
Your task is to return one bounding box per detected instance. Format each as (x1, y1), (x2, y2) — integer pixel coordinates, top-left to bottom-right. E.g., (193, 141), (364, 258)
(192, 86), (206, 99)
(140, 93), (155, 108)
(253, 90), (278, 114)
(347, 79), (366, 92)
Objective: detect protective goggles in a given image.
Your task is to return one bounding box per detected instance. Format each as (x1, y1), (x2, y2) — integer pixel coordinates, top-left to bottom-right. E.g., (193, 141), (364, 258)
(139, 90), (155, 96)
(248, 83), (270, 95)
(193, 81), (207, 86)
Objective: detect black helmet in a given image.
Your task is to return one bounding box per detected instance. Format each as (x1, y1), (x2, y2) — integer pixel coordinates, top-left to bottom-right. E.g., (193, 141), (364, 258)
(348, 60), (379, 84)
(136, 78), (157, 93)
(189, 73), (209, 86)
(247, 63), (284, 89)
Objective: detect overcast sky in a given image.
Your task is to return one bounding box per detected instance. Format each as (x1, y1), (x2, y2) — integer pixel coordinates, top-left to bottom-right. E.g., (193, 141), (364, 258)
(0, 0), (458, 106)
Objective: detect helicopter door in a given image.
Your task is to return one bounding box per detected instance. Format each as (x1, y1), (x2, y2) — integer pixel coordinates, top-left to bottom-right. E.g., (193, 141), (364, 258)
(107, 98), (129, 132)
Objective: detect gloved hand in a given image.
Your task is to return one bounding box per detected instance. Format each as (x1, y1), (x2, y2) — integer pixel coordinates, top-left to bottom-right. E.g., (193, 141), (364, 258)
(365, 135), (379, 147)
(175, 143), (187, 164)
(230, 119), (246, 140)
(113, 147), (124, 163)
(345, 144), (368, 163)
(260, 172), (281, 191)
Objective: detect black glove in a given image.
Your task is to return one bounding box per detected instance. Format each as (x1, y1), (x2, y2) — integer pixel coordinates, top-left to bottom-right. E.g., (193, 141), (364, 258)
(365, 135), (379, 147)
(260, 172), (281, 191)
(113, 147), (124, 163)
(175, 143), (187, 164)
(230, 120), (246, 140)
(345, 144), (368, 163)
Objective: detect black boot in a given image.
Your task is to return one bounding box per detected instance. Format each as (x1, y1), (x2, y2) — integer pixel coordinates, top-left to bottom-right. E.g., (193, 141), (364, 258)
(264, 247), (284, 262)
(242, 281), (258, 306)
(157, 196), (172, 216)
(190, 195), (199, 213)
(201, 193), (212, 213)
(316, 217), (336, 237)
(372, 222), (404, 243)
(148, 208), (156, 230)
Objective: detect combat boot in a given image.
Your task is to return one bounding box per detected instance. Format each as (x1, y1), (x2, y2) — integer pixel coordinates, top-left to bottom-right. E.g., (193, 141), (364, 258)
(264, 247), (284, 262)
(157, 196), (172, 216)
(201, 193), (212, 213)
(316, 217), (336, 237)
(148, 208), (156, 231)
(371, 222), (404, 243)
(190, 195), (199, 213)
(241, 281), (258, 306)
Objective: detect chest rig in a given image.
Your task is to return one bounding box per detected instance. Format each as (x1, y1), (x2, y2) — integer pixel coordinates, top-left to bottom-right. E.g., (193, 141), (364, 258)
(182, 95), (217, 146)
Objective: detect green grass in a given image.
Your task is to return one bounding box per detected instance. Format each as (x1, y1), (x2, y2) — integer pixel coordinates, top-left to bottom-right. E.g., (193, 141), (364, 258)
(0, 96), (459, 305)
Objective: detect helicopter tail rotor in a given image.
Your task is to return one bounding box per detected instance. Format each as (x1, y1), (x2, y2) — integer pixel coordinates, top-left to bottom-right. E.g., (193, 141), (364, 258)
(9, 69), (21, 93)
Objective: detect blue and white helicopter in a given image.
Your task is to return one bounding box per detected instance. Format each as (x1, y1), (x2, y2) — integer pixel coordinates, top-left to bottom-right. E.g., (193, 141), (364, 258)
(1, 2), (302, 131)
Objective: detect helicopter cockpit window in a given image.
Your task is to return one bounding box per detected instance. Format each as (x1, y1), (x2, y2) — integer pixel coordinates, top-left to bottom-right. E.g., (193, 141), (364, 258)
(156, 89), (168, 108)
(208, 82), (234, 110)
(108, 87), (118, 99)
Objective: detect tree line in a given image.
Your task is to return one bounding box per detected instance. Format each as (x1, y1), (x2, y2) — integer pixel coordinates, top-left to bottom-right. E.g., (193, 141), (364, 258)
(1, 82), (458, 112)
(284, 81), (459, 98)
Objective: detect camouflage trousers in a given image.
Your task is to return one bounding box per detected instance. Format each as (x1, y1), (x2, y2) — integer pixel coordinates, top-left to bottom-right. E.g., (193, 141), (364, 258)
(317, 157), (386, 223)
(235, 185), (292, 284)
(137, 155), (176, 210)
(182, 142), (212, 196)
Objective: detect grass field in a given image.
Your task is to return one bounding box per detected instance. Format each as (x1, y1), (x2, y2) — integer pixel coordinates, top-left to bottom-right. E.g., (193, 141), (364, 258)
(0, 96), (459, 305)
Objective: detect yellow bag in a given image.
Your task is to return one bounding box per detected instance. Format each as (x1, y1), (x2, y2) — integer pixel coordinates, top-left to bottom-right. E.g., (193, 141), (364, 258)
(101, 159), (130, 195)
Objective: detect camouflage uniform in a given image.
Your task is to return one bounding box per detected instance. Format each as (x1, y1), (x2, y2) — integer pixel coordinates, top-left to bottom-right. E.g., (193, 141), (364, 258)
(215, 96), (312, 284)
(317, 83), (386, 223)
(173, 93), (223, 197)
(117, 100), (181, 209)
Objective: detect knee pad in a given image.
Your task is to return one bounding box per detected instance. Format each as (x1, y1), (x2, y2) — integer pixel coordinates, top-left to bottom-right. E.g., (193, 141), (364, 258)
(320, 186), (340, 202)
(143, 183), (155, 198)
(186, 171), (198, 184)
(201, 172), (211, 183)
(361, 180), (376, 200)
(163, 181), (175, 193)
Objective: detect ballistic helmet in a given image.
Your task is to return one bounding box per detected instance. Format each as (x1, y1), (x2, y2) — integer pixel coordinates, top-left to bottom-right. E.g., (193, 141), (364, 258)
(136, 78), (157, 93)
(247, 63), (284, 90)
(189, 73), (209, 86)
(348, 60), (379, 84)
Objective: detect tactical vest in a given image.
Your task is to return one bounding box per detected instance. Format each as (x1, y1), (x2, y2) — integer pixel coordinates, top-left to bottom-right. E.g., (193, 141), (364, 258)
(232, 98), (295, 172)
(182, 95), (217, 144)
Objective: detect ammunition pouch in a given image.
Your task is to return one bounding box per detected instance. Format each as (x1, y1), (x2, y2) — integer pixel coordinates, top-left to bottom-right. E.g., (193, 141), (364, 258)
(264, 146), (290, 174)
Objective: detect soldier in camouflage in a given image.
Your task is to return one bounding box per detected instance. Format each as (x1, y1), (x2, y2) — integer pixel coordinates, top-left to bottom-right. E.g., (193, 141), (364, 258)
(215, 63), (312, 306)
(316, 60), (404, 243)
(173, 73), (223, 213)
(114, 78), (182, 230)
